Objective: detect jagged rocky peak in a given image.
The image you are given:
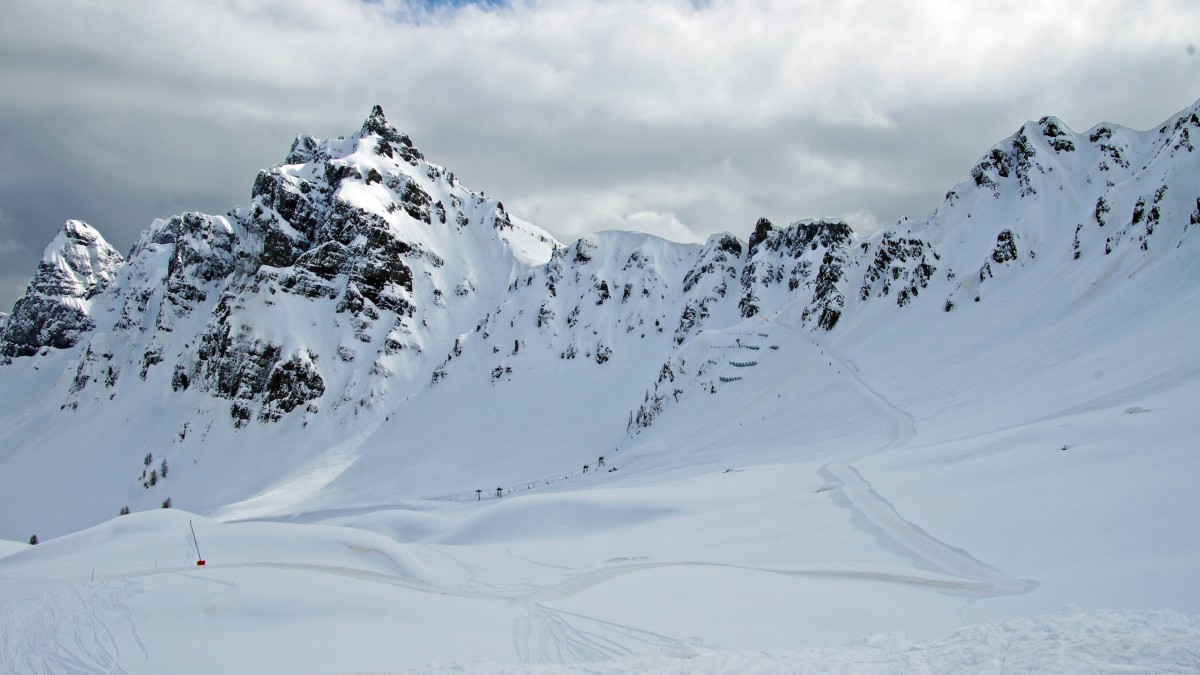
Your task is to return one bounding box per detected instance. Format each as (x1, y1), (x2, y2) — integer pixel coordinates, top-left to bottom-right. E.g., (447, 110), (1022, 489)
(738, 217), (854, 324)
(1, 220), (124, 358)
(361, 105), (409, 143)
(362, 104), (390, 135)
(159, 105), (554, 426)
(38, 220), (124, 297)
(747, 217), (774, 253)
(144, 212), (238, 277)
(284, 133), (323, 166)
(792, 218), (853, 247)
(359, 104), (424, 164)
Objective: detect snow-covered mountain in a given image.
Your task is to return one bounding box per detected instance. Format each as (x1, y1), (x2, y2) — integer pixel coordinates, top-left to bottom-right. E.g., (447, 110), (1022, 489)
(1, 101), (1198, 672)
(1, 220), (124, 358)
(4, 100), (1196, 527)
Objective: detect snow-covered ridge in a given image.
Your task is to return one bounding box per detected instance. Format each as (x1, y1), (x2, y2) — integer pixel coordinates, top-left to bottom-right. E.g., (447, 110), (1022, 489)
(2, 106), (560, 424)
(4, 101), (1198, 412)
(0, 98), (1198, 534)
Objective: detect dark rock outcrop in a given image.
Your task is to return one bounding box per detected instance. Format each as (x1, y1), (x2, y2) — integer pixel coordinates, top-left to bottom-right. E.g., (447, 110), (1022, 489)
(1, 221), (124, 358)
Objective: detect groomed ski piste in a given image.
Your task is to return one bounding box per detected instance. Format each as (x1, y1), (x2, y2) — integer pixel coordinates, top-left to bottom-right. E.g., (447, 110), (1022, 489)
(2, 101), (1200, 672)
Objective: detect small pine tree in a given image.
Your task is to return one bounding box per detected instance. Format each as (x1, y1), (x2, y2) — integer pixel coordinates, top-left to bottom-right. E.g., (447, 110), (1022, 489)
(161, 498), (172, 509)
(120, 506), (131, 516)
(29, 534), (38, 545)
(149, 470), (158, 487)
(144, 452), (153, 467)
(160, 459), (168, 479)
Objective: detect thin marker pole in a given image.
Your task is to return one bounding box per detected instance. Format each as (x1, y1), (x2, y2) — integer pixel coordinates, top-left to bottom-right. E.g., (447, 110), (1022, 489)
(189, 520), (204, 564)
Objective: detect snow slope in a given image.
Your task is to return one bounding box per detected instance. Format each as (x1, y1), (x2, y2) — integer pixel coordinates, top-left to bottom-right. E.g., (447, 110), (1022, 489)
(1, 100), (1199, 672)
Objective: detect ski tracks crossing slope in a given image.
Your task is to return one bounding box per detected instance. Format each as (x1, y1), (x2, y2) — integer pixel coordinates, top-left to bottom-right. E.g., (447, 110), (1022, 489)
(768, 315), (1037, 598)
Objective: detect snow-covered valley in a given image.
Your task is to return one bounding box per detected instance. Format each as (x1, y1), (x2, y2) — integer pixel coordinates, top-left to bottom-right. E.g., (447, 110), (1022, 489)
(1, 100), (1199, 672)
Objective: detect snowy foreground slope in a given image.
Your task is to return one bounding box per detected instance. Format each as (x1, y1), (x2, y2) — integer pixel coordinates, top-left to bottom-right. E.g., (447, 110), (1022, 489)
(1, 101), (1199, 672)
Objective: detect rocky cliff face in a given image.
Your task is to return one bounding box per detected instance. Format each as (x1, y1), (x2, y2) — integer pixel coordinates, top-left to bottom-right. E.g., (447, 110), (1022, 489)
(5, 107), (557, 424)
(0, 220), (124, 359)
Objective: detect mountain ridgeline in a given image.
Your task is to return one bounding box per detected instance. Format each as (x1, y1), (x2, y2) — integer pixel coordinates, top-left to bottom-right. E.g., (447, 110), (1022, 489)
(5, 103), (1197, 423)
(2, 107), (560, 423)
(0, 100), (1198, 534)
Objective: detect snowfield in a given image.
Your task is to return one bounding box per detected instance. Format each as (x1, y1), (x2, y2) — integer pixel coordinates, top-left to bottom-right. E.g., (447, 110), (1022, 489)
(2, 101), (1200, 672)
(2, 472), (1198, 673)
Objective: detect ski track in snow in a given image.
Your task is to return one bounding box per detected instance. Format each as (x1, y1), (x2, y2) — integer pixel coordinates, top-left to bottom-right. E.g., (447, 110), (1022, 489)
(477, 608), (1200, 675)
(24, 547), (1010, 669)
(514, 603), (681, 667)
(0, 580), (147, 675)
(3, 562), (1195, 673)
(0, 560), (679, 671)
(770, 314), (1037, 599)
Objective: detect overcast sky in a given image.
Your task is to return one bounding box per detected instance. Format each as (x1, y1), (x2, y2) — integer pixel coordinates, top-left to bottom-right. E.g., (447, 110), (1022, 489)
(1, 0), (1197, 312)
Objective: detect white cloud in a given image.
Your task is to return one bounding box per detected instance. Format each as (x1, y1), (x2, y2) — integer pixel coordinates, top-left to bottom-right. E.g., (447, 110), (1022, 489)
(0, 0), (1197, 310)
(839, 210), (881, 238)
(609, 211), (705, 245)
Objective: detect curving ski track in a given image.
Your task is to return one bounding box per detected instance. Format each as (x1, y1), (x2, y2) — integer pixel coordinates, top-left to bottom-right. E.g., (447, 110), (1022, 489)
(770, 315), (1036, 598)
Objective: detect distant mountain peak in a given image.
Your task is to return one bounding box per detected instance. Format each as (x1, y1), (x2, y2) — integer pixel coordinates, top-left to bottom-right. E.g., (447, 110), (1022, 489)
(0, 219), (124, 358)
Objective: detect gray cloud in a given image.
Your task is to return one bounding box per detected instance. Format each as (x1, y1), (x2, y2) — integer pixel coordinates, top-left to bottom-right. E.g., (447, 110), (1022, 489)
(1, 0), (1197, 311)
